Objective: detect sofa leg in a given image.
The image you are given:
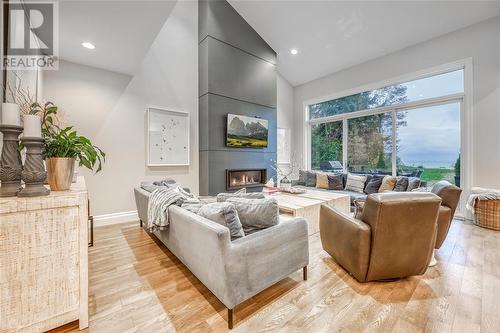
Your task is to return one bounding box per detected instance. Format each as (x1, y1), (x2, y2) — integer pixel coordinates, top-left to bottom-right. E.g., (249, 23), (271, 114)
(303, 266), (308, 280)
(140, 219), (143, 228)
(228, 308), (233, 329)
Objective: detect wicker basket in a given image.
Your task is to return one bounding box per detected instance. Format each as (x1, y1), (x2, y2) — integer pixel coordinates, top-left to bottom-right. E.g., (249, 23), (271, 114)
(473, 199), (500, 231)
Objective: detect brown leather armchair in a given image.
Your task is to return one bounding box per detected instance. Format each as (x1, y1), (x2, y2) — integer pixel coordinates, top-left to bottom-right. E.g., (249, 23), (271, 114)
(431, 181), (462, 249)
(320, 192), (442, 282)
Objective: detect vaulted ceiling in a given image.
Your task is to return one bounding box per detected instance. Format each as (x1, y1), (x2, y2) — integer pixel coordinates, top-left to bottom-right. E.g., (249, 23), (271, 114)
(229, 1), (500, 86)
(58, 0), (177, 75)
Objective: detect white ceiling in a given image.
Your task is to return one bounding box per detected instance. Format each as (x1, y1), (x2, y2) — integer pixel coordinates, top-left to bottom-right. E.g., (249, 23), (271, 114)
(229, 1), (500, 86)
(58, 0), (177, 75)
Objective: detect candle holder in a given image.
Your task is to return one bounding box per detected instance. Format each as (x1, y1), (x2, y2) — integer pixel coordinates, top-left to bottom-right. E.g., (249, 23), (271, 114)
(18, 137), (50, 197)
(0, 125), (23, 197)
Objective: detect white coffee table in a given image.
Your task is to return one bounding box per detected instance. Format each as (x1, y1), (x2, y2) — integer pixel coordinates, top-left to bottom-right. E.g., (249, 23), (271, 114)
(271, 190), (350, 235)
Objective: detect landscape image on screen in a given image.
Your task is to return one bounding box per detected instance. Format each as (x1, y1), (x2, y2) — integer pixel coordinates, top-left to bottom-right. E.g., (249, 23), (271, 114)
(226, 114), (268, 148)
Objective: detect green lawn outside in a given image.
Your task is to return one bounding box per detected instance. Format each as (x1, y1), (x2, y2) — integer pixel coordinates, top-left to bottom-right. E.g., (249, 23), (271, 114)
(400, 166), (455, 185)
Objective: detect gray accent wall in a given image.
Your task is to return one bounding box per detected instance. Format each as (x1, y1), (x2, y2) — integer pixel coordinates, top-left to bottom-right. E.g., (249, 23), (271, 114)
(199, 0), (277, 195)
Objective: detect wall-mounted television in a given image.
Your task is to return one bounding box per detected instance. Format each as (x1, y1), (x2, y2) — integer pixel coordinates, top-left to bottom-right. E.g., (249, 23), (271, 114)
(226, 114), (268, 148)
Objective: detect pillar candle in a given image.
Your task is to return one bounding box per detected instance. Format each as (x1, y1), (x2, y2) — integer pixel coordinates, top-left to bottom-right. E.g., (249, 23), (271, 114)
(1, 103), (21, 126)
(23, 114), (42, 137)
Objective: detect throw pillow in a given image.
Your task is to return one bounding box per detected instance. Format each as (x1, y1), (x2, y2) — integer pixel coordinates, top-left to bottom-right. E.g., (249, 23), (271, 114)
(316, 173), (329, 189)
(344, 174), (367, 193)
(197, 202), (245, 240)
(297, 170), (307, 186)
(181, 200), (205, 214)
(153, 178), (177, 186)
(379, 176), (397, 192)
(394, 176), (409, 192)
(407, 177), (421, 191)
(305, 171), (317, 187)
(327, 173), (344, 190)
(226, 197), (279, 234)
(364, 176), (383, 194)
(174, 185), (197, 199)
(216, 192), (265, 202)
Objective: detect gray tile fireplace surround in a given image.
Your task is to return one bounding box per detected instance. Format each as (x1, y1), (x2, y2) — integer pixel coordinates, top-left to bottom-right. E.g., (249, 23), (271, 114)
(199, 0), (277, 195)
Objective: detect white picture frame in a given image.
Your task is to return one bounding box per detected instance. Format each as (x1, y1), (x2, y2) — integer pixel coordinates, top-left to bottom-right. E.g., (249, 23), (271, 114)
(277, 127), (291, 164)
(147, 107), (190, 166)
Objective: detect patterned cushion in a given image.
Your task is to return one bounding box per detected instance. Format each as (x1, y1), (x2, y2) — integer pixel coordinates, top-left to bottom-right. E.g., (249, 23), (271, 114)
(364, 176), (383, 194)
(327, 173), (344, 190)
(297, 170), (307, 186)
(394, 176), (409, 191)
(316, 173), (329, 189)
(407, 177), (421, 191)
(345, 174), (367, 193)
(379, 176), (397, 192)
(305, 171), (317, 187)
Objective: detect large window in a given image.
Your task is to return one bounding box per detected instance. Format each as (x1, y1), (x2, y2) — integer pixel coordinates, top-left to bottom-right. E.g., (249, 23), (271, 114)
(311, 122), (342, 171)
(308, 67), (464, 187)
(309, 69), (464, 119)
(396, 103), (461, 186)
(347, 114), (392, 174)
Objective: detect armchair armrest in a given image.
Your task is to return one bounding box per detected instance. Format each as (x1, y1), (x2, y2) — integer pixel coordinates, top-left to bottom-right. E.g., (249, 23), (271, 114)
(319, 205), (371, 282)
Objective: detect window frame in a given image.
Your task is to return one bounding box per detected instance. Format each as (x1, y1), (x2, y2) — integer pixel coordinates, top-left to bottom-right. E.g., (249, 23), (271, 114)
(303, 59), (473, 217)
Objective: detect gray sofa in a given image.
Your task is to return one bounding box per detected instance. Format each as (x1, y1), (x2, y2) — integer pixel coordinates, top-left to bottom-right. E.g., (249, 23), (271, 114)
(134, 187), (309, 329)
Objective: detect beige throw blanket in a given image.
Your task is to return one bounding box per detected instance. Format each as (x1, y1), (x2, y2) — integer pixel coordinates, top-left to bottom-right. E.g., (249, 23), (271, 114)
(466, 187), (500, 214)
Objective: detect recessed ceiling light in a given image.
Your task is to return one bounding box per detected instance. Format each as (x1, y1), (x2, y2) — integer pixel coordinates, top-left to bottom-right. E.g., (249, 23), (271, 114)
(82, 42), (95, 50)
(290, 49), (298, 55)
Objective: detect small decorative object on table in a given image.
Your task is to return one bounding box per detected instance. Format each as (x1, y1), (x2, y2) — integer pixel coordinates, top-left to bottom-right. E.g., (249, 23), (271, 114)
(269, 155), (299, 192)
(18, 112), (50, 197)
(0, 102), (23, 197)
(0, 124), (23, 197)
(265, 177), (275, 188)
(18, 136), (50, 197)
(280, 175), (292, 192)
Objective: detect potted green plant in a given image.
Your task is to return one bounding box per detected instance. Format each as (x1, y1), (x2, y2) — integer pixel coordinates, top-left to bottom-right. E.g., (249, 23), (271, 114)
(44, 127), (105, 190)
(454, 155), (460, 187)
(30, 102), (106, 191)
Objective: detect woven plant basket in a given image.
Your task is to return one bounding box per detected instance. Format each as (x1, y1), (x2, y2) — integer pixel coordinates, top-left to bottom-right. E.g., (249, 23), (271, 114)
(473, 199), (500, 231)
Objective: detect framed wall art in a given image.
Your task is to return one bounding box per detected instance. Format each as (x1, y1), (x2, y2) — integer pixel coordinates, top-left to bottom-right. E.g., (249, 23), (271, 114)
(147, 107), (190, 166)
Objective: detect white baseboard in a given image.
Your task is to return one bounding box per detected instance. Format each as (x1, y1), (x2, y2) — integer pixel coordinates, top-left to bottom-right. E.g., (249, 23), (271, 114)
(93, 210), (139, 226)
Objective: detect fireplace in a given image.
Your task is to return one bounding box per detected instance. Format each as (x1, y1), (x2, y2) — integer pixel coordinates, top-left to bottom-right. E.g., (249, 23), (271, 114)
(226, 169), (267, 191)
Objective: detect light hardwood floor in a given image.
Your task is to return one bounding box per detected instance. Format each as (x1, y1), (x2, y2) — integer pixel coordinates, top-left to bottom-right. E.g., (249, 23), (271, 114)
(53, 219), (500, 332)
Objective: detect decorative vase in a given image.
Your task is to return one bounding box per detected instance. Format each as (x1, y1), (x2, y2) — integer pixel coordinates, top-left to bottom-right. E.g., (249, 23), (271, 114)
(280, 175), (292, 192)
(46, 157), (76, 191)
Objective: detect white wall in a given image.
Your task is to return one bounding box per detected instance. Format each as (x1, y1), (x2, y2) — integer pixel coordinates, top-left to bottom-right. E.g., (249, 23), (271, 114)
(293, 16), (500, 189)
(43, 1), (198, 217)
(276, 73), (295, 176)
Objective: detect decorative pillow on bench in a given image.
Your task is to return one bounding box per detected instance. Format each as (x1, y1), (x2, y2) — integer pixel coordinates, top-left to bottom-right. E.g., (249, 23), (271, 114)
(394, 176), (409, 191)
(327, 173), (344, 190)
(364, 176), (383, 194)
(379, 176), (397, 192)
(226, 197), (279, 234)
(345, 174), (367, 193)
(316, 172), (329, 189)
